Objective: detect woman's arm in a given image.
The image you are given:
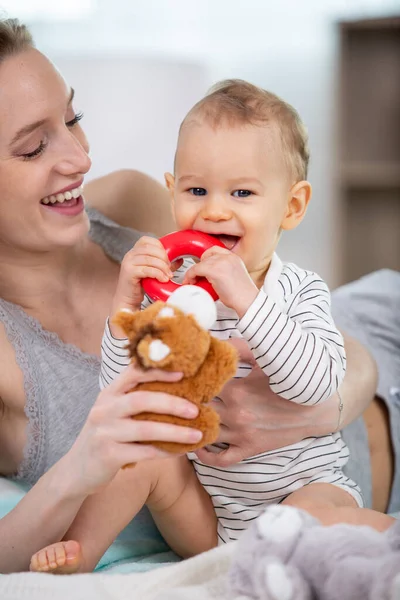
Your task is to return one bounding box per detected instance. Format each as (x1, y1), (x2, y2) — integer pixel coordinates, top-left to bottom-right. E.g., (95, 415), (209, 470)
(196, 334), (377, 467)
(84, 169), (175, 236)
(0, 458), (88, 573)
(0, 365), (203, 572)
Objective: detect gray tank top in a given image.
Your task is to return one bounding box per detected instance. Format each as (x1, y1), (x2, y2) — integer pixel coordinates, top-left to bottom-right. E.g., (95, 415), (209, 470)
(0, 207), (143, 486)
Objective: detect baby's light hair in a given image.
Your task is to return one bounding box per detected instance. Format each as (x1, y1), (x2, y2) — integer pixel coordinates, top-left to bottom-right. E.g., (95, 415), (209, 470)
(181, 79), (309, 182)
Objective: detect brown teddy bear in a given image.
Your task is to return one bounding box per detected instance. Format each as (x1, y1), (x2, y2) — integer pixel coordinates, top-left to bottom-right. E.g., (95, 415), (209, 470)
(113, 285), (238, 454)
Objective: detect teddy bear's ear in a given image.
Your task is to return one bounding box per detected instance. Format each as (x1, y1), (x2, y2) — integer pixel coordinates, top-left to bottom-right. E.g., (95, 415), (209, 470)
(113, 308), (140, 337)
(167, 285), (217, 330)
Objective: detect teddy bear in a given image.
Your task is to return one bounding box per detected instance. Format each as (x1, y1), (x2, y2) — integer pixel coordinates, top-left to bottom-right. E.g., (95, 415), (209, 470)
(113, 285), (238, 454)
(228, 504), (400, 600)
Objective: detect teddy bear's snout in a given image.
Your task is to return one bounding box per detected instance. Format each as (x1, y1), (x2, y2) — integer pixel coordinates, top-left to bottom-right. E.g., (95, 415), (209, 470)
(148, 339), (171, 362)
(135, 335), (172, 368)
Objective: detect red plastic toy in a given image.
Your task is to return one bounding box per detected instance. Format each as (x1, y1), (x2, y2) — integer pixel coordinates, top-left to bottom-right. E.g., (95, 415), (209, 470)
(142, 230), (225, 301)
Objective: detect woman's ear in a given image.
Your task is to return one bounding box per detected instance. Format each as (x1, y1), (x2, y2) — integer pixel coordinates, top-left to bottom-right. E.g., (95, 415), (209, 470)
(281, 180), (312, 231)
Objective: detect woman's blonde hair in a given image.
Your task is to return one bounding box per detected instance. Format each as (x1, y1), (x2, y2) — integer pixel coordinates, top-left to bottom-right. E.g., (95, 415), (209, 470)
(0, 18), (34, 63)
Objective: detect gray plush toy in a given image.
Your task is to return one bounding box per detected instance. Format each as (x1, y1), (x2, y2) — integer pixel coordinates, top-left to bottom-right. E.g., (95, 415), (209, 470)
(228, 504), (400, 600)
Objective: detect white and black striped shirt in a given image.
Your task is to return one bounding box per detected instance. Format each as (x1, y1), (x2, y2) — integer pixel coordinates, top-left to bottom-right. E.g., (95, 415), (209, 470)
(100, 254), (360, 542)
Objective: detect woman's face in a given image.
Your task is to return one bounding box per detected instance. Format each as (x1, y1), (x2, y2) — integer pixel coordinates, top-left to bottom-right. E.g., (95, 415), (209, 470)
(0, 48), (92, 255)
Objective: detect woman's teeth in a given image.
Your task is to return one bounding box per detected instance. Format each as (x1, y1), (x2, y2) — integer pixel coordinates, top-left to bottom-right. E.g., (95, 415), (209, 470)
(41, 185), (83, 205)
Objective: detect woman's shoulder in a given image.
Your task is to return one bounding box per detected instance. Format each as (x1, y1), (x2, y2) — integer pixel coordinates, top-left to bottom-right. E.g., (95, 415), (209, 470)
(84, 169), (175, 237)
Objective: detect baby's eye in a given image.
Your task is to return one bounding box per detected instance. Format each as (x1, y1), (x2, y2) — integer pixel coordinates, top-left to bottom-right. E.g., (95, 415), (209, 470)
(232, 189), (252, 198)
(189, 188), (207, 196)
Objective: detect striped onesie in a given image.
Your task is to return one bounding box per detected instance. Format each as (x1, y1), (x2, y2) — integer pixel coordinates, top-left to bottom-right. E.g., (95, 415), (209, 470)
(100, 253), (363, 543)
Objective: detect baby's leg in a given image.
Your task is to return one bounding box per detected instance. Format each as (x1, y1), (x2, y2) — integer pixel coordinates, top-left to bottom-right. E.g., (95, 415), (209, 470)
(282, 483), (395, 531)
(30, 541), (82, 574)
(30, 460), (162, 574)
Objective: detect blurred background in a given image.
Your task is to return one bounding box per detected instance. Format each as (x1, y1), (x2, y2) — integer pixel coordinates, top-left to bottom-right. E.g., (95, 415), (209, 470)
(3, 0), (400, 287)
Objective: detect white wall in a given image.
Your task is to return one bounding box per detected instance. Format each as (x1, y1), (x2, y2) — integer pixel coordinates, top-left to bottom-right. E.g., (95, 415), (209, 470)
(16, 0), (399, 286)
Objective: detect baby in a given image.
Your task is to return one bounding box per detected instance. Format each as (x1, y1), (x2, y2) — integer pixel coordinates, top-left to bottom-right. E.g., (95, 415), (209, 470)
(30, 80), (367, 573)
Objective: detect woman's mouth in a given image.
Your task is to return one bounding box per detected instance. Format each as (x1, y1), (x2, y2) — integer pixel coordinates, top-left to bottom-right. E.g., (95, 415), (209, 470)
(41, 184), (83, 206)
(209, 234), (241, 251)
(40, 185), (85, 216)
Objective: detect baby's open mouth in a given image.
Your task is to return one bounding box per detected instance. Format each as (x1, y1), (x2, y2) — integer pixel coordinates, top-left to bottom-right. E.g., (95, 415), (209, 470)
(209, 234), (240, 251)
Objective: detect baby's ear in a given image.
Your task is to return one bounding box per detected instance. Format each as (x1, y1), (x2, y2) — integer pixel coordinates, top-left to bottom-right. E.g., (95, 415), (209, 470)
(112, 308), (140, 338)
(281, 180), (312, 231)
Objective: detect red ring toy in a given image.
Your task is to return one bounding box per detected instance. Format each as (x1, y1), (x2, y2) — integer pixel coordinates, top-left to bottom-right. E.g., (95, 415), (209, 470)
(142, 230), (225, 302)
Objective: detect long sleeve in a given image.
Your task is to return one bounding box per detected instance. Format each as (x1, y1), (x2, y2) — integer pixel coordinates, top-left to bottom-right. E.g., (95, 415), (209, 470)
(99, 295), (154, 389)
(99, 318), (131, 389)
(237, 269), (346, 405)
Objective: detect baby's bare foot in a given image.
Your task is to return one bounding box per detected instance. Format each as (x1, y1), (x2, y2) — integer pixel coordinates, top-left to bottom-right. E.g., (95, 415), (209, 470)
(30, 540), (82, 574)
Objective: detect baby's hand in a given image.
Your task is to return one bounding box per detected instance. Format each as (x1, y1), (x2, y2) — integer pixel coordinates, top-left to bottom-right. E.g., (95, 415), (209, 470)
(183, 246), (258, 316)
(109, 236), (172, 337)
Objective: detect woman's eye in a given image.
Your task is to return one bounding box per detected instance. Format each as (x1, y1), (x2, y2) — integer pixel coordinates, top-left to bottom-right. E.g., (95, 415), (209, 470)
(232, 189), (252, 198)
(189, 188), (207, 196)
(66, 111), (84, 128)
(22, 141), (47, 160)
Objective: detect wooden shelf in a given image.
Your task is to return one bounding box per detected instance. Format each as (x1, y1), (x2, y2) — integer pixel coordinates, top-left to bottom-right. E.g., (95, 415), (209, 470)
(338, 16), (400, 283)
(341, 162), (400, 188)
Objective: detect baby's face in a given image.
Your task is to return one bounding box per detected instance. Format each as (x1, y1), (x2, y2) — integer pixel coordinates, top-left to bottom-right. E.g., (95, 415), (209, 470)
(168, 120), (293, 284)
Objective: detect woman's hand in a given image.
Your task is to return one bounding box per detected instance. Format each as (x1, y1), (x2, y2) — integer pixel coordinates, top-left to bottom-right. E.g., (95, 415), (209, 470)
(197, 335), (376, 467)
(65, 365), (202, 495)
(196, 339), (342, 467)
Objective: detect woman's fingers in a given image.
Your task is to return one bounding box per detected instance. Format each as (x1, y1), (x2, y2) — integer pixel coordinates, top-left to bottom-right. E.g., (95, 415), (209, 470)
(120, 389), (199, 419)
(106, 418), (203, 444)
(106, 364), (183, 395)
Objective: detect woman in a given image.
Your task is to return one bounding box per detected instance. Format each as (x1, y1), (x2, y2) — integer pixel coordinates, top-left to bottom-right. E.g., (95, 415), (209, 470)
(0, 17), (393, 574)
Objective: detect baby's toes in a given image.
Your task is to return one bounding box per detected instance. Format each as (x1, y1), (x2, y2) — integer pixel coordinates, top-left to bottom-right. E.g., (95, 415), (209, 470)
(30, 541), (82, 574)
(30, 548), (54, 572)
(60, 540), (81, 566)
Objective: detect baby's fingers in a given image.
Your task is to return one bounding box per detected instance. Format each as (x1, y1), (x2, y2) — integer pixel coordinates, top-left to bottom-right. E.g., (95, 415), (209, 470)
(132, 237), (170, 262)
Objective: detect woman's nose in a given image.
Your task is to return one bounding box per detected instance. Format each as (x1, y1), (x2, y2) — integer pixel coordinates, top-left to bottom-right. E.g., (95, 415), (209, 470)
(55, 130), (92, 176)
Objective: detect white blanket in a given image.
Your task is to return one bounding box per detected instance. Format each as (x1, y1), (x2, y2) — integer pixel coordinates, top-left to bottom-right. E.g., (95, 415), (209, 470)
(0, 542), (236, 600)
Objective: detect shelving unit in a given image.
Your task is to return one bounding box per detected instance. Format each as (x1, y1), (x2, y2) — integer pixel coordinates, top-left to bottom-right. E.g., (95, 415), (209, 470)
(339, 17), (400, 283)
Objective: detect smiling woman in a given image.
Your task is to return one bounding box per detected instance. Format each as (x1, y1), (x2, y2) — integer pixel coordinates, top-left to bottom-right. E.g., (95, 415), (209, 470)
(0, 39), (92, 251)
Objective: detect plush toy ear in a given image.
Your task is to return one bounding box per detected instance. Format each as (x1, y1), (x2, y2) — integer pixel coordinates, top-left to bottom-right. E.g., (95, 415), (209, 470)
(167, 285), (217, 330)
(113, 308), (140, 337)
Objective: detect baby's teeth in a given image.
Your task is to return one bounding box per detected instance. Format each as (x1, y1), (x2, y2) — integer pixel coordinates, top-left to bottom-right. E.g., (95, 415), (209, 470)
(64, 191), (72, 200)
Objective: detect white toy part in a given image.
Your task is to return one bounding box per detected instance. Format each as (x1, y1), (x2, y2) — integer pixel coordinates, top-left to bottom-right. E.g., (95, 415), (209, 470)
(158, 306), (175, 318)
(167, 285), (217, 330)
(148, 339), (171, 362)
